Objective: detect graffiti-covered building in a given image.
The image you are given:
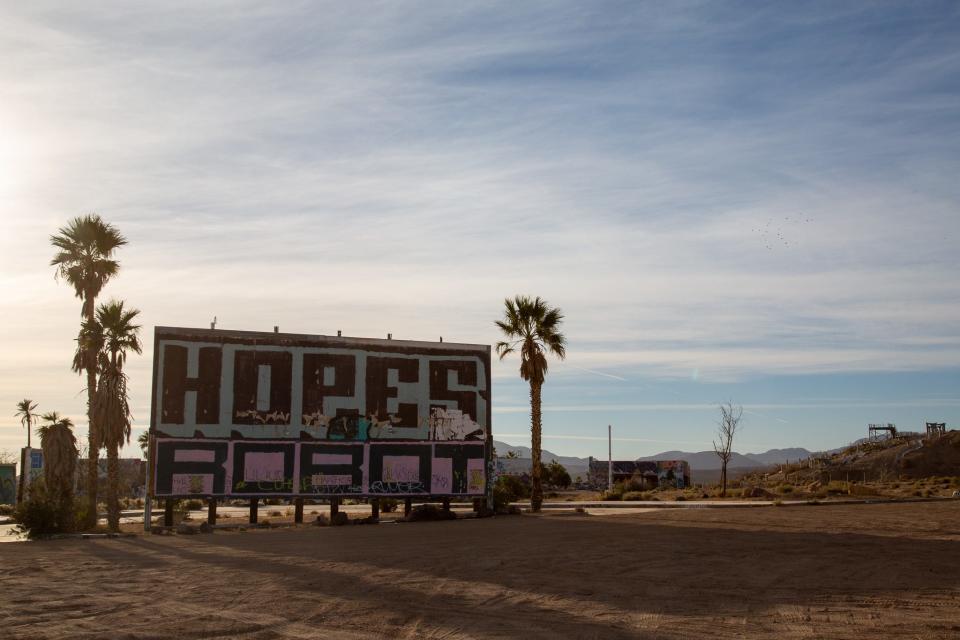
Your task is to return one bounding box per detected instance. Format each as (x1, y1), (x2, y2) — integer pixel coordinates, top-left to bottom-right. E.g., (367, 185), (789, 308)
(587, 457), (690, 489)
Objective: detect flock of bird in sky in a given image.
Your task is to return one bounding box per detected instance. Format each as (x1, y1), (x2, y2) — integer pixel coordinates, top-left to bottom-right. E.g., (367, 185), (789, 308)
(753, 216), (814, 250)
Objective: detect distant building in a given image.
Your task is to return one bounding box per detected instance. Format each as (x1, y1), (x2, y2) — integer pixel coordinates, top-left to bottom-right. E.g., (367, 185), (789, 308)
(587, 457), (690, 489)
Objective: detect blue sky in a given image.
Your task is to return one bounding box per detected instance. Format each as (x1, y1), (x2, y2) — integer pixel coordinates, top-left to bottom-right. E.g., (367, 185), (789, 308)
(1, 2), (958, 459)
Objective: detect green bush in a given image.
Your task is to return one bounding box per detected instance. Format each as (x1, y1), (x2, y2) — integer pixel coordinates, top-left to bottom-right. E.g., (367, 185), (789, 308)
(493, 475), (529, 511)
(13, 480), (76, 538)
(777, 485), (794, 495)
(540, 461), (572, 489)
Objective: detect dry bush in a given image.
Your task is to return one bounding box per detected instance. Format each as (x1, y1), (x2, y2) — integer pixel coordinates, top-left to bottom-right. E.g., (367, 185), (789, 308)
(848, 484), (879, 497)
(405, 504), (456, 522)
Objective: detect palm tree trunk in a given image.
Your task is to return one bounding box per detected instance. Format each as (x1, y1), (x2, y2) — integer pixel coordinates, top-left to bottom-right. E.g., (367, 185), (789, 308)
(17, 448), (26, 505)
(529, 381), (543, 512)
(85, 303), (99, 529)
(18, 417), (31, 505)
(107, 445), (119, 532)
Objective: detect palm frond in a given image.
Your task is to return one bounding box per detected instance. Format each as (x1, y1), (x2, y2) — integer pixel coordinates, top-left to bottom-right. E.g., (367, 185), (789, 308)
(495, 295), (566, 383)
(94, 365), (133, 449)
(49, 214), (127, 310)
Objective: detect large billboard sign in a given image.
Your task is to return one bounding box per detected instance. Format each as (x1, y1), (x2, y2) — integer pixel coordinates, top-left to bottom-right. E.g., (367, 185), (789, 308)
(150, 327), (491, 499)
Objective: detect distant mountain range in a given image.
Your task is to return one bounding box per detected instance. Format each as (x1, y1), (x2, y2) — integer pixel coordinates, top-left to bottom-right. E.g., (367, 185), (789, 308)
(636, 447), (812, 470)
(493, 440), (813, 479)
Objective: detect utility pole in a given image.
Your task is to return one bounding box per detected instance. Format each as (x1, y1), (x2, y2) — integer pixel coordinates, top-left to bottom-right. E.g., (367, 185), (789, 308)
(608, 424), (613, 492)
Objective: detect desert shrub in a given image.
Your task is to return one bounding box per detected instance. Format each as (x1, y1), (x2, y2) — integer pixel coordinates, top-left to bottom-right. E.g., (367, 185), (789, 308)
(406, 504), (456, 522)
(601, 490), (622, 501)
(674, 495), (686, 502)
(848, 484), (879, 497)
(184, 499), (204, 511)
(913, 490), (922, 496)
(13, 480), (76, 538)
(379, 498), (399, 513)
(825, 481), (848, 495)
(620, 491), (645, 501)
(614, 473), (646, 493)
(777, 484), (795, 495)
(493, 474), (529, 510)
(0, 504), (14, 516)
(269, 510), (282, 517)
(309, 510), (319, 515)
(773, 499), (783, 506)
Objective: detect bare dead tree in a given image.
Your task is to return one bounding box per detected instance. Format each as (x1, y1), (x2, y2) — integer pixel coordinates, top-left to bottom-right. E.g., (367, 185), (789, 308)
(713, 402), (743, 497)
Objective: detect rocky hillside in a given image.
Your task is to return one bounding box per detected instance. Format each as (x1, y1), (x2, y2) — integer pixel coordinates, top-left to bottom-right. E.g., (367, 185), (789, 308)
(741, 430), (960, 486)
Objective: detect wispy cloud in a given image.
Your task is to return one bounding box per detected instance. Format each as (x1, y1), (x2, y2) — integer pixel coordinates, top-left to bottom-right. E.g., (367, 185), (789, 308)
(1, 3), (958, 456)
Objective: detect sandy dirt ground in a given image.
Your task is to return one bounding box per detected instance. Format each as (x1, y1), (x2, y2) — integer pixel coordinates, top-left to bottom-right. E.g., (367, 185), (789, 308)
(1, 501), (958, 639)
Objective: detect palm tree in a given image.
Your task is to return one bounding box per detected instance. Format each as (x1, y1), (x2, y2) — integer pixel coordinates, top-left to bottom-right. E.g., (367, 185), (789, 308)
(15, 399), (39, 449)
(50, 214), (127, 527)
(495, 295), (566, 512)
(137, 431), (149, 458)
(85, 300), (141, 532)
(37, 411), (79, 531)
(14, 399), (39, 504)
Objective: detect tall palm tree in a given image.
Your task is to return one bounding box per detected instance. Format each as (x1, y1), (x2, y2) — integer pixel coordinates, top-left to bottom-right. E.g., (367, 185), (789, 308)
(37, 412), (79, 532)
(50, 214), (127, 528)
(495, 295), (566, 512)
(85, 300), (141, 532)
(15, 399), (39, 449)
(14, 399), (39, 504)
